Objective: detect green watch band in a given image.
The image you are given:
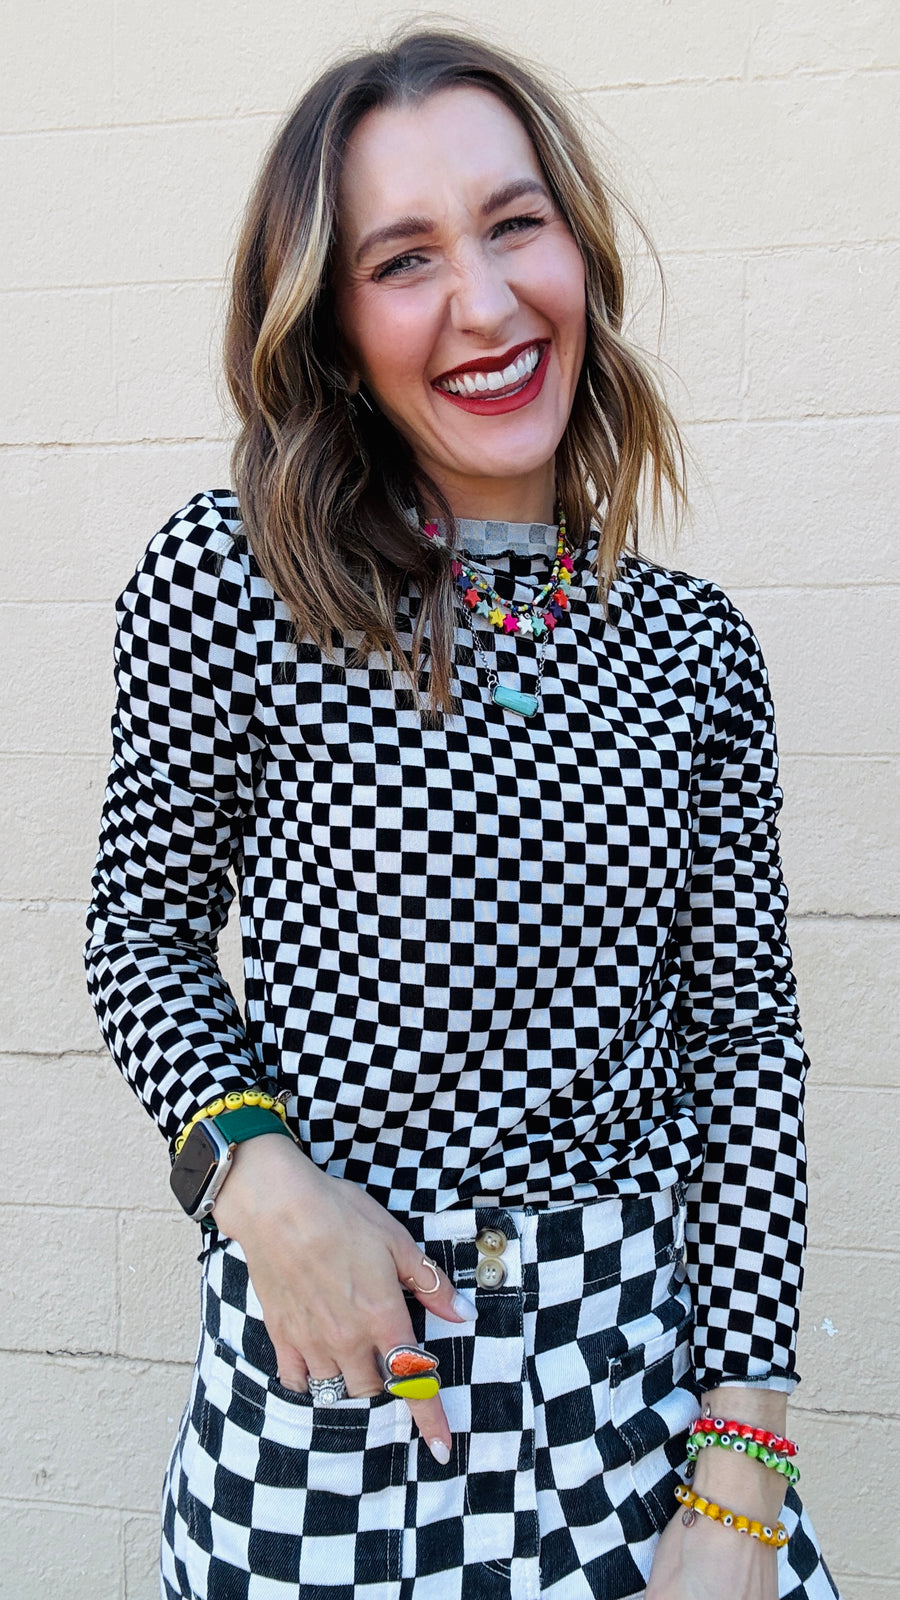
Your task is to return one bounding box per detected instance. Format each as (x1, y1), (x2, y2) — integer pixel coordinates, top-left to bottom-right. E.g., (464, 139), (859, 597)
(198, 1106), (297, 1233)
(211, 1106), (296, 1144)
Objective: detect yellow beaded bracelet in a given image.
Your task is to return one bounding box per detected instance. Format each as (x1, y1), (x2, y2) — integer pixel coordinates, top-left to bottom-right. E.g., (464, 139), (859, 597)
(674, 1484), (788, 1547)
(174, 1089), (288, 1153)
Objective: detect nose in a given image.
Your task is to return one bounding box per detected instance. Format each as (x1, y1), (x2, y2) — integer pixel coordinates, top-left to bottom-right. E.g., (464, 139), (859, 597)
(448, 247), (518, 341)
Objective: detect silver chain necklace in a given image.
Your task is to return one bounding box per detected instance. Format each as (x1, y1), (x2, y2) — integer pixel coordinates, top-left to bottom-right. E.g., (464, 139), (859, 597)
(460, 605), (552, 718)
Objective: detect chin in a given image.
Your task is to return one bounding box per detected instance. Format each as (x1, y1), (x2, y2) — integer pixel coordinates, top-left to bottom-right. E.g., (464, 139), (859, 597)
(451, 442), (560, 482)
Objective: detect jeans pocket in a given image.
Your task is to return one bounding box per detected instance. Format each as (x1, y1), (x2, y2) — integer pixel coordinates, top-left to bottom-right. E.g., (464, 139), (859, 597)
(207, 1334), (406, 1438)
(608, 1295), (700, 1533)
(180, 1333), (410, 1597)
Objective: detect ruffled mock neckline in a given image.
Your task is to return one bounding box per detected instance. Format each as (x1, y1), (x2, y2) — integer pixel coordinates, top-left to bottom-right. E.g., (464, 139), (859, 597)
(454, 518), (560, 562)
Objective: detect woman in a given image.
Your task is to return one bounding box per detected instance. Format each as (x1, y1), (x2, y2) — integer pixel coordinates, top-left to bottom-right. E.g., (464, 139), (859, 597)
(85, 29), (840, 1600)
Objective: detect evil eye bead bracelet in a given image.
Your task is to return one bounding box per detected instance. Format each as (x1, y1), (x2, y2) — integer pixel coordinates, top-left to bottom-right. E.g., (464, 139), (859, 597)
(675, 1485), (789, 1547)
(687, 1416), (800, 1485)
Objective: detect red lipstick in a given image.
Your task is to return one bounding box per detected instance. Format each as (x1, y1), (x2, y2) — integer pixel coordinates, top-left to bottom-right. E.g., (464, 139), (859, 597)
(433, 342), (551, 417)
(433, 339), (546, 382)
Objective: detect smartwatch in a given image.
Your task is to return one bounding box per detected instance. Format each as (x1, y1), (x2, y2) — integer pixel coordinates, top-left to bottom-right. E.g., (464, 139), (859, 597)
(169, 1106), (296, 1221)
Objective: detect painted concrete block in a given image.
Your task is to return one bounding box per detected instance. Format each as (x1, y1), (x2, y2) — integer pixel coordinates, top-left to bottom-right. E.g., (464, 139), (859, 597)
(746, 245), (900, 419)
(749, 0), (898, 77)
(627, 249), (746, 423)
(0, 1349), (193, 1511)
(108, 0), (754, 125)
(794, 1410), (899, 1578)
(1, 284), (228, 446)
(791, 917), (900, 1088)
(1, 289), (118, 445)
(778, 756), (900, 918)
(587, 75), (895, 251)
(795, 1246), (900, 1416)
(3, 0), (114, 131)
(0, 441), (231, 603)
(0, 603), (114, 754)
(729, 586), (900, 754)
(668, 417), (900, 589)
(0, 121), (275, 291)
(124, 1514), (161, 1600)
(0, 1054), (173, 1212)
(0, 1501), (122, 1600)
(0, 754), (111, 900)
(1, 901), (115, 1055)
(117, 1212), (206, 1365)
(0, 1205), (117, 1354)
(805, 1085), (900, 1253)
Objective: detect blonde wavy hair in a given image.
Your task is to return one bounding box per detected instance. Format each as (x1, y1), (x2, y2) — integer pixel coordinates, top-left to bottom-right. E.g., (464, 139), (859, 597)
(225, 28), (686, 713)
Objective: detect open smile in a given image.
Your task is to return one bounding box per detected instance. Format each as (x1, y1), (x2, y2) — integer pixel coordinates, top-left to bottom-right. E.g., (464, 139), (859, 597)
(431, 341), (551, 416)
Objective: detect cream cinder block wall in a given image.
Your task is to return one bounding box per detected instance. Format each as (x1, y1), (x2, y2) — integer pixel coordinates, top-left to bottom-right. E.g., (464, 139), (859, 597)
(2, 2), (897, 1596)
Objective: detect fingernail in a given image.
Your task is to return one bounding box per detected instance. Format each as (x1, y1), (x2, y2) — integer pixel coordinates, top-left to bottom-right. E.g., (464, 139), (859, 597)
(452, 1292), (478, 1322)
(429, 1438), (451, 1464)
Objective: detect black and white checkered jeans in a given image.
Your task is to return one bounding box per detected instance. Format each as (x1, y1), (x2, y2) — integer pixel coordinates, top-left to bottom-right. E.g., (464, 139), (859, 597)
(161, 1189), (839, 1599)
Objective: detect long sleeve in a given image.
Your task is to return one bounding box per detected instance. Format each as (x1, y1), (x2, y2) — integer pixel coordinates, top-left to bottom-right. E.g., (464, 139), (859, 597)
(675, 597), (808, 1393)
(84, 495), (262, 1147)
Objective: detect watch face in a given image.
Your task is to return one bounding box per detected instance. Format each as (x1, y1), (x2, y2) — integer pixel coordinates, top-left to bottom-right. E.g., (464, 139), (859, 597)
(170, 1122), (221, 1214)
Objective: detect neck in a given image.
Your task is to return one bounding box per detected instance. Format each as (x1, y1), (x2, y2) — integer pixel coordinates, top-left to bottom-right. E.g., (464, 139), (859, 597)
(424, 464), (556, 525)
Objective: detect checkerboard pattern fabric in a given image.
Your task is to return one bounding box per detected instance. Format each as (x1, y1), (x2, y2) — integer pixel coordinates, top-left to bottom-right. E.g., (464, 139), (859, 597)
(85, 488), (809, 1392)
(160, 1192), (838, 1599)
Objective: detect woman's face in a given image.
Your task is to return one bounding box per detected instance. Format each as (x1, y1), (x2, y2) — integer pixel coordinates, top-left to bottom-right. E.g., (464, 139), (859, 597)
(333, 85), (587, 522)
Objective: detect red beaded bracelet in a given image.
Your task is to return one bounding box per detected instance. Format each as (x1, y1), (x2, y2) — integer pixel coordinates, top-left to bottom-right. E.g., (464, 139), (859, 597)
(690, 1416), (798, 1458)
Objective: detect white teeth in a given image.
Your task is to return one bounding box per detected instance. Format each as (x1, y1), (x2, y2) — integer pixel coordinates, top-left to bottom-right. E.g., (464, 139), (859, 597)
(437, 344), (542, 396)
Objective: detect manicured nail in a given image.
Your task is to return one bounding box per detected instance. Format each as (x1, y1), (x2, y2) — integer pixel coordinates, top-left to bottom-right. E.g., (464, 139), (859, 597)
(452, 1292), (478, 1322)
(429, 1439), (451, 1464)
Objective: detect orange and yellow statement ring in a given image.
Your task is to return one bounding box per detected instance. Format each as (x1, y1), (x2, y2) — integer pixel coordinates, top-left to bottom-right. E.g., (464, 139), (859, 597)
(675, 1484), (788, 1547)
(378, 1345), (441, 1401)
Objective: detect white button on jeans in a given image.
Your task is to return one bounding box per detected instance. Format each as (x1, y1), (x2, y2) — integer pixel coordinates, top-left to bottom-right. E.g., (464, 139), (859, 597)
(475, 1228), (508, 1257)
(474, 1256), (508, 1289)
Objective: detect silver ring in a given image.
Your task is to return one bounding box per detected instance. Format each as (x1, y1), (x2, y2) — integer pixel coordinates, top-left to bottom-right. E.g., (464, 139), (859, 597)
(307, 1373), (348, 1406)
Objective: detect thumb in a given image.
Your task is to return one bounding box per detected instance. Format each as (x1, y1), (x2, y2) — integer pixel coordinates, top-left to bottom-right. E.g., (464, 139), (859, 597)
(395, 1243), (478, 1325)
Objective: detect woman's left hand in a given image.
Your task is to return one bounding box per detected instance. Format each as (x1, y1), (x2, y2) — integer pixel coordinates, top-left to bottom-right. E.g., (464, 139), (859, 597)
(647, 1385), (788, 1597)
(645, 1511), (779, 1600)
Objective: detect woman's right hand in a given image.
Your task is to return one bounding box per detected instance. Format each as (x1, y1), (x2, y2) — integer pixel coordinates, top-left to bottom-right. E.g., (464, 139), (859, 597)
(211, 1132), (477, 1462)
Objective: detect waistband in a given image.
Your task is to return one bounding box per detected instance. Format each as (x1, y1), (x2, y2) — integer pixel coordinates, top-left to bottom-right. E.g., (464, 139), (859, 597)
(400, 1185), (686, 1287)
(443, 1188), (601, 1212)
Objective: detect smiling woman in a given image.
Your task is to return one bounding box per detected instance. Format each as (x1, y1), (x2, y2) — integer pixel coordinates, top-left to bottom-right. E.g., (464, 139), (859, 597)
(224, 31), (685, 714)
(333, 87), (587, 519)
(85, 25), (840, 1600)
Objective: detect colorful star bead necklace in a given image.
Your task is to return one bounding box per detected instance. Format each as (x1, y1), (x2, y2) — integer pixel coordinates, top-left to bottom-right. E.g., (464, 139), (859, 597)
(424, 516), (574, 638)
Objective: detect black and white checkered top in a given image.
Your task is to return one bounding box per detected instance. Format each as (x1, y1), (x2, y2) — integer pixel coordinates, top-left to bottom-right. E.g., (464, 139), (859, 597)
(85, 489), (809, 1393)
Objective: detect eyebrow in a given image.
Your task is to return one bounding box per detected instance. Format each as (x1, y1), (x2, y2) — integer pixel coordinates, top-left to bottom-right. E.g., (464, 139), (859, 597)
(353, 178), (552, 266)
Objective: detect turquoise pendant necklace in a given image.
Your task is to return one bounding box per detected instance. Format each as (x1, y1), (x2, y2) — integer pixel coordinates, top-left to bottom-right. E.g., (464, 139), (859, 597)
(462, 607), (550, 718)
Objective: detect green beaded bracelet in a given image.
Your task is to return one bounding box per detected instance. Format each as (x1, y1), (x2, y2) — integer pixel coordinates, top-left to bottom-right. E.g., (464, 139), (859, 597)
(687, 1427), (800, 1485)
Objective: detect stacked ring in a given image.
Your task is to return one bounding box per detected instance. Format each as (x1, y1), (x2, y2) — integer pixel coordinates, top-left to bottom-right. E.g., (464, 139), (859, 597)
(378, 1344), (441, 1400)
(307, 1374), (349, 1406)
